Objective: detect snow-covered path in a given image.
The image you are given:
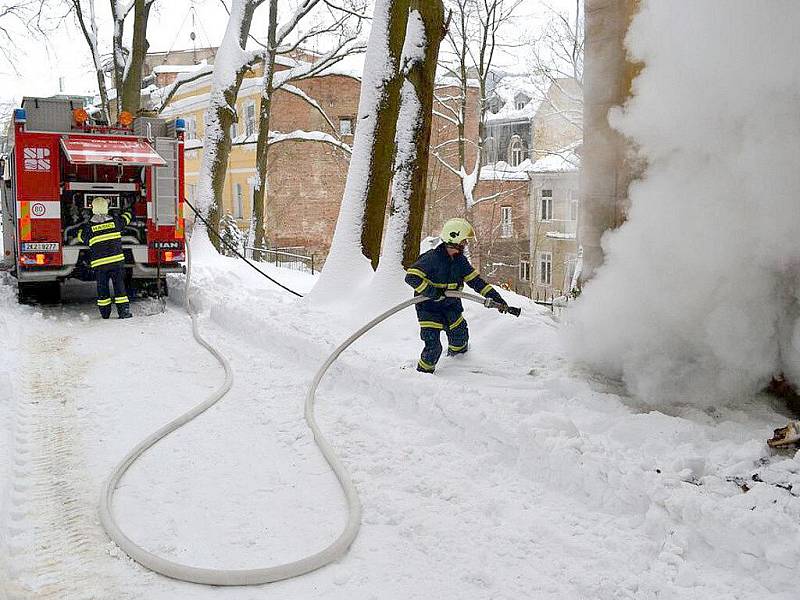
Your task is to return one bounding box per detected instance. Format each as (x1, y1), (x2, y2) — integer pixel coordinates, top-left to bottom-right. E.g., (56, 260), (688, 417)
(1, 254), (799, 599)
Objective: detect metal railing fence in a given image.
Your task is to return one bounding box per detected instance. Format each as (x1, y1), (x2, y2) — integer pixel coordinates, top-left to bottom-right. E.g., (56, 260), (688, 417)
(246, 245), (316, 275)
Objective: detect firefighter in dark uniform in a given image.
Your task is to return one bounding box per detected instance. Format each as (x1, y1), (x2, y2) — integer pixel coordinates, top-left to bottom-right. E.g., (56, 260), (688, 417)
(76, 197), (133, 319)
(405, 218), (507, 373)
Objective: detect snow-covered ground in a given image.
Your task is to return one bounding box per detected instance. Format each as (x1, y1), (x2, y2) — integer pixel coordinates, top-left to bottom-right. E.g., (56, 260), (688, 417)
(1, 246), (799, 599)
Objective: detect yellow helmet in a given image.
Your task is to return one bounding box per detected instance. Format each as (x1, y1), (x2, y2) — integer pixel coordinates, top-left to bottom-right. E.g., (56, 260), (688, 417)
(92, 197), (109, 215)
(440, 217), (474, 245)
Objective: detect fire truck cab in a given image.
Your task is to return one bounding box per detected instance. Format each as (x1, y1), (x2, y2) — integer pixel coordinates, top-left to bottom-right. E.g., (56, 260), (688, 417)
(0, 96), (186, 303)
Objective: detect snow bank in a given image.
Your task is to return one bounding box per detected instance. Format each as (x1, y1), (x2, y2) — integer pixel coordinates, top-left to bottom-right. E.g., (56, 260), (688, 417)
(569, 1), (800, 406)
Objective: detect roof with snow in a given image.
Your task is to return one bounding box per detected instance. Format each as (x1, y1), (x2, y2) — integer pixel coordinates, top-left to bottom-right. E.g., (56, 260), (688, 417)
(528, 144), (581, 174)
(152, 63), (208, 74)
(480, 160), (532, 181)
(486, 73), (541, 123)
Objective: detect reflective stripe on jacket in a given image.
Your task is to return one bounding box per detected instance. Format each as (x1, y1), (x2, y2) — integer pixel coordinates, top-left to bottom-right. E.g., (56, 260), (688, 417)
(77, 210), (132, 270)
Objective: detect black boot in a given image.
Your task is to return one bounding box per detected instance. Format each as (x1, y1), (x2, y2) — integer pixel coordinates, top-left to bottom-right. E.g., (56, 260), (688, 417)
(117, 305), (133, 319)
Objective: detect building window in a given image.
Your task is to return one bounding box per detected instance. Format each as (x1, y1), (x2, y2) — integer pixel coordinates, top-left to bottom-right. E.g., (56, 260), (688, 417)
(564, 253), (577, 290)
(540, 189), (553, 221)
(519, 259), (530, 282)
(482, 136), (497, 165)
(500, 206), (512, 238)
(230, 120), (238, 140)
(339, 117), (353, 136)
(187, 183), (197, 203)
(248, 176), (258, 211)
(509, 136), (524, 167)
(569, 189), (579, 221)
(244, 101), (257, 137)
(516, 100), (526, 110)
(233, 183), (244, 219)
(184, 116), (197, 140)
(539, 252), (552, 286)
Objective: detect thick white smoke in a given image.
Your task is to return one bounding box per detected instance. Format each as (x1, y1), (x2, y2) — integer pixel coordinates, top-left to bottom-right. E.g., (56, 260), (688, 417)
(569, 2), (800, 406)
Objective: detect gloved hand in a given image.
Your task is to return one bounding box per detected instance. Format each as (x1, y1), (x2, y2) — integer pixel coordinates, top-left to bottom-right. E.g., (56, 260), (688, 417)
(490, 292), (508, 309)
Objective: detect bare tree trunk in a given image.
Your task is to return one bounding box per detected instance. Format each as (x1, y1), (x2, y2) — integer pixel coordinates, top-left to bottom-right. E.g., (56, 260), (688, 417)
(252, 0), (278, 253)
(359, 0), (412, 269)
(400, 0), (447, 267)
(110, 0), (125, 117)
(456, 6), (468, 174)
(72, 0), (110, 122)
(120, 0), (153, 114)
(198, 0), (259, 251)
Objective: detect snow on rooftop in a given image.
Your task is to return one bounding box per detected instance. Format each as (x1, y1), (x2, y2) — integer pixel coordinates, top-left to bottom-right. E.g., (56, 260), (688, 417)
(152, 63), (207, 74)
(480, 159), (532, 181)
(528, 147), (580, 173)
(317, 52), (364, 80)
(486, 73), (541, 123)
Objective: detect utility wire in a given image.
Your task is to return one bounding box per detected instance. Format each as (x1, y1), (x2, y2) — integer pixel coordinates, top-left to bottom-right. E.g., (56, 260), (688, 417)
(183, 198), (304, 298)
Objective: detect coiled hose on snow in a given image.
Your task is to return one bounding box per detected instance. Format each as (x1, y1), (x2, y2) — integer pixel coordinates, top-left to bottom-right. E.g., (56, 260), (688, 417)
(98, 232), (514, 586)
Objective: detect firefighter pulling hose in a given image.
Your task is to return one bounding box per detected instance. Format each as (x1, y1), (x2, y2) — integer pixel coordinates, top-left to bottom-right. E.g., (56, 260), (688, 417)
(97, 221), (521, 585)
(406, 218), (521, 373)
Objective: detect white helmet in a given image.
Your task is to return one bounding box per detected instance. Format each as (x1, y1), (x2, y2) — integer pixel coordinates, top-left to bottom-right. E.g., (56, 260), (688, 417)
(92, 197), (109, 215)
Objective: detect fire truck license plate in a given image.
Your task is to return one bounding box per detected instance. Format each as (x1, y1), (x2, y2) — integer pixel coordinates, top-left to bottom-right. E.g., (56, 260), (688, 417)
(151, 241), (181, 250)
(21, 242), (59, 252)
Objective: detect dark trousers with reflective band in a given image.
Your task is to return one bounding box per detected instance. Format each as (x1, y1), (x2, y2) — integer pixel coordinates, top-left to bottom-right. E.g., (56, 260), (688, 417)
(417, 306), (469, 372)
(96, 266), (129, 318)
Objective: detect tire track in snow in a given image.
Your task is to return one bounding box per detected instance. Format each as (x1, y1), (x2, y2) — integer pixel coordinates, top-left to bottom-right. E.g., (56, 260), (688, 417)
(4, 331), (132, 599)
(0, 281), (21, 600)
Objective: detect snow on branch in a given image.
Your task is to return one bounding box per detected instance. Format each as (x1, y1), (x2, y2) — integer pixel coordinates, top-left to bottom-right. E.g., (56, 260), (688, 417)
(274, 39), (365, 89)
(431, 151), (463, 177)
(281, 84), (337, 133)
(275, 0), (323, 43)
(473, 181), (527, 206)
(432, 109), (459, 126)
(267, 129), (352, 153)
(323, 0), (370, 20)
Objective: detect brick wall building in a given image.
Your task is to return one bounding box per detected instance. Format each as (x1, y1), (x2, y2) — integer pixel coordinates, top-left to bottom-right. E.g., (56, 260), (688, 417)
(471, 174), (531, 294)
(162, 58), (359, 260)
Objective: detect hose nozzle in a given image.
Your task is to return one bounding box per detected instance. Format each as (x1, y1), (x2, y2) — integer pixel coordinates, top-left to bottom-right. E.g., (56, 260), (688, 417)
(483, 298), (521, 317)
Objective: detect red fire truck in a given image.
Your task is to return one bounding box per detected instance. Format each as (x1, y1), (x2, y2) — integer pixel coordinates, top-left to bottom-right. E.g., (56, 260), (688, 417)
(1, 96), (186, 303)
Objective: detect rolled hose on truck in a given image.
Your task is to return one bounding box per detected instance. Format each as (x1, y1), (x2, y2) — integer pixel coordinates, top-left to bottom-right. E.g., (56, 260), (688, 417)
(97, 233), (521, 586)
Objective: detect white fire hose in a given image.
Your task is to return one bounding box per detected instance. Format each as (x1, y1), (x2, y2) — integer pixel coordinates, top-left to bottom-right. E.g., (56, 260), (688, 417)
(98, 233), (519, 586)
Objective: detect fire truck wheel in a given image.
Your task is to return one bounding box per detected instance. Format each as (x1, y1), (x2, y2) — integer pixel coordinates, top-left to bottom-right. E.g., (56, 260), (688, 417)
(17, 281), (61, 305)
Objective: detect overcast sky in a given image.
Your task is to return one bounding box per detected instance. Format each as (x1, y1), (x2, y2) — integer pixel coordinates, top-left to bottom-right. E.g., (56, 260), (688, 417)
(0, 0), (577, 108)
